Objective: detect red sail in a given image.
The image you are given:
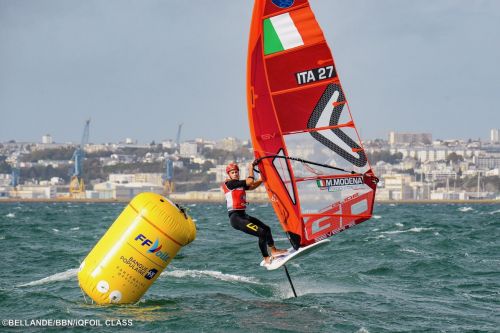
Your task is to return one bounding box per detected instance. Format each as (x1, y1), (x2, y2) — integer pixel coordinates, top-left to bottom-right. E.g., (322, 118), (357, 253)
(247, 0), (378, 248)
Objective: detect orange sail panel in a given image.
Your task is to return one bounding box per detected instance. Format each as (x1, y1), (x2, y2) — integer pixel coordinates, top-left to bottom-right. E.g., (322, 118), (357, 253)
(247, 0), (378, 248)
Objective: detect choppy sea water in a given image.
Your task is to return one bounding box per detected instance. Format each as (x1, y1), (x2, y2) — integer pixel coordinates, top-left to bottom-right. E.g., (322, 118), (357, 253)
(0, 202), (499, 332)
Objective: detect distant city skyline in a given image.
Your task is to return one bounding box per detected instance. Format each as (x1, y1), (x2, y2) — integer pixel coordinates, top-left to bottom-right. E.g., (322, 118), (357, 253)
(2, 128), (498, 146)
(1, 0), (499, 143)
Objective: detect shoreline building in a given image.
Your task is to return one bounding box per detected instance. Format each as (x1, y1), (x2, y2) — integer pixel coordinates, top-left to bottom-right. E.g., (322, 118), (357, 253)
(491, 129), (499, 144)
(42, 134), (53, 144)
(389, 132), (432, 145)
(91, 173), (164, 199)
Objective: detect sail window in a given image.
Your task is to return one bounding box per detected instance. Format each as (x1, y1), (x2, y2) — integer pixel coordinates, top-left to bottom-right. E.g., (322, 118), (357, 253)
(272, 149), (296, 205)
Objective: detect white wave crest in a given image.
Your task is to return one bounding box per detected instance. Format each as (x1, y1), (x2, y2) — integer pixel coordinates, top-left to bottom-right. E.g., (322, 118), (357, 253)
(395, 222), (404, 227)
(409, 227), (433, 233)
(18, 268), (78, 287)
(401, 248), (422, 255)
(489, 209), (500, 215)
(356, 328), (370, 333)
(373, 215), (382, 219)
(162, 269), (259, 284)
(6, 213), (15, 218)
(368, 234), (386, 240)
(381, 230), (406, 235)
(458, 207), (473, 212)
(382, 227), (432, 235)
(70, 227), (80, 231)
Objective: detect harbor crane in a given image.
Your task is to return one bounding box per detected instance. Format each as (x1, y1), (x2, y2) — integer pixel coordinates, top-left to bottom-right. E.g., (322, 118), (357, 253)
(162, 157), (175, 194)
(6, 152), (20, 197)
(69, 119), (90, 197)
(10, 160), (20, 188)
(176, 123), (183, 148)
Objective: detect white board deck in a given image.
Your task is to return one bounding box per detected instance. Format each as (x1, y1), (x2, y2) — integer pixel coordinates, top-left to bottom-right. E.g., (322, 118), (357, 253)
(260, 239), (330, 270)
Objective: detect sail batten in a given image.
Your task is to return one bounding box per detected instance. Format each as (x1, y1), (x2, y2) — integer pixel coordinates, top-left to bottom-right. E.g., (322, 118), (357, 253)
(247, 0), (377, 248)
(301, 214), (373, 219)
(283, 121), (353, 136)
(270, 78), (339, 96)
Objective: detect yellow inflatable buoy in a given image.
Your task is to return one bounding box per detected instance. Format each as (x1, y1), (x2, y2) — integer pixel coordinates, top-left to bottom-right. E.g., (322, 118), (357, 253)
(78, 193), (196, 304)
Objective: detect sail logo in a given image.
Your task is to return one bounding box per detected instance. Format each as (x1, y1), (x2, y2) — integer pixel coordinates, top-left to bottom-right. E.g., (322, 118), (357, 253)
(317, 176), (364, 191)
(261, 133), (276, 140)
(134, 234), (170, 262)
(144, 268), (158, 280)
(272, 0), (294, 8)
(147, 238), (163, 254)
(307, 84), (368, 168)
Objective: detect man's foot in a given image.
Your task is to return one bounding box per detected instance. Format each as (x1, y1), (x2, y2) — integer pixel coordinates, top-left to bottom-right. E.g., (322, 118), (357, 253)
(270, 247), (288, 257)
(264, 256), (273, 265)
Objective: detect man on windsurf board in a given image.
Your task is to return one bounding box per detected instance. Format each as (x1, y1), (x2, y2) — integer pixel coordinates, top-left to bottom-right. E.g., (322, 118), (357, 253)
(221, 162), (287, 265)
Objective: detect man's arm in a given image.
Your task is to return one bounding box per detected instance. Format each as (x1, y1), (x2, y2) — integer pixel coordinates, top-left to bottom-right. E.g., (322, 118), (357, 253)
(245, 163), (262, 190)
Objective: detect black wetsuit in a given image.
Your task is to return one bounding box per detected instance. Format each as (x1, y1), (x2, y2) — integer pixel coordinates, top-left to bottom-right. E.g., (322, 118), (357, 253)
(225, 180), (275, 257)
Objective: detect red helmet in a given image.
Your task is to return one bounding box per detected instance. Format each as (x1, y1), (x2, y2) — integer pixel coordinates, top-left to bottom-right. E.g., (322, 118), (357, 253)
(226, 163), (239, 174)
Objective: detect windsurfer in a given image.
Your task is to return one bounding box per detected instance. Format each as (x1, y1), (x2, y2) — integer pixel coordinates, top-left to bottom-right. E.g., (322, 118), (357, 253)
(221, 162), (287, 264)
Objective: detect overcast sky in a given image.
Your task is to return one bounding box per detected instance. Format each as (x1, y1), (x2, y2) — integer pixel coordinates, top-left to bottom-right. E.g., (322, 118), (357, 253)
(1, 0), (499, 144)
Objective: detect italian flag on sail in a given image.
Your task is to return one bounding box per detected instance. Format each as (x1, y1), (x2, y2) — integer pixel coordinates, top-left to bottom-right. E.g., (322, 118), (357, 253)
(263, 7), (324, 55)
